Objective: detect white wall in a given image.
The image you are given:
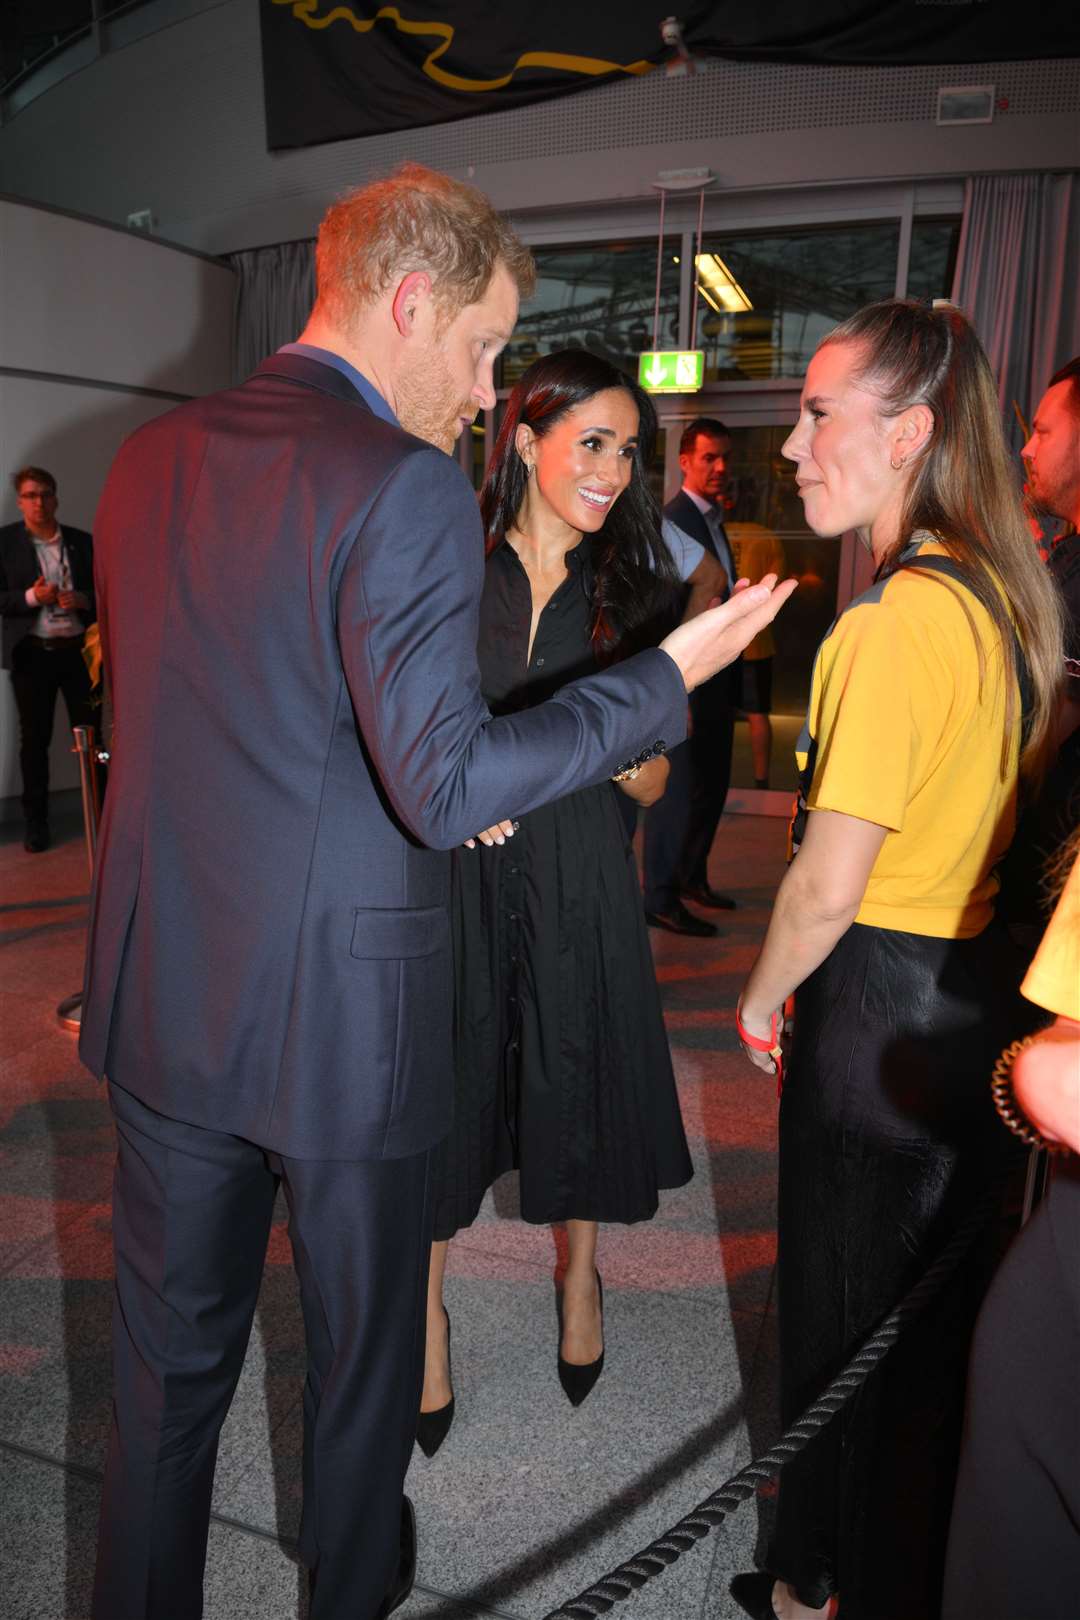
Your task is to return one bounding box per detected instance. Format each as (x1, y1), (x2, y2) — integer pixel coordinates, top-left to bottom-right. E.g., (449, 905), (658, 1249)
(0, 198), (235, 807)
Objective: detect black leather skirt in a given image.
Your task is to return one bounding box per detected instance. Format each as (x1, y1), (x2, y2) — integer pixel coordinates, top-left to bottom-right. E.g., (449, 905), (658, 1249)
(766, 919), (1042, 1619)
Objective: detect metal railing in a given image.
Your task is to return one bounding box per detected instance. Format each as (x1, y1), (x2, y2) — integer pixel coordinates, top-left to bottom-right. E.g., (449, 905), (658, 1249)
(0, 0), (208, 120)
(55, 724), (108, 1032)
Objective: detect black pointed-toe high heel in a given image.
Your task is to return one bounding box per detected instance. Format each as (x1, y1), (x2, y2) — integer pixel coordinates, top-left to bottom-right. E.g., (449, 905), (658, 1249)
(557, 1271), (604, 1407)
(730, 1573), (780, 1619)
(416, 1311), (454, 1458)
(730, 1572), (835, 1620)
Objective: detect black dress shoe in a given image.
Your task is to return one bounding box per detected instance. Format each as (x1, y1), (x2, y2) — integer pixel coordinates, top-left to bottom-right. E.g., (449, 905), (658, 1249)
(683, 881), (736, 910)
(557, 1272), (605, 1406)
(729, 1572), (779, 1619)
(377, 1496), (417, 1617)
(416, 1311), (454, 1458)
(645, 900), (718, 937)
(309, 1496), (416, 1617)
(23, 821), (50, 853)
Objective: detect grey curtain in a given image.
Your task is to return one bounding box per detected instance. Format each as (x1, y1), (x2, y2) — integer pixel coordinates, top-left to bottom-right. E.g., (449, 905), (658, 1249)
(951, 172), (1080, 449)
(225, 240), (316, 383)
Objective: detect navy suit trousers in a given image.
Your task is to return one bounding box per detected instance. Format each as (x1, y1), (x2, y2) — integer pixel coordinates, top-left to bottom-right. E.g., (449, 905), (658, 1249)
(93, 1082), (433, 1620)
(643, 674), (734, 910)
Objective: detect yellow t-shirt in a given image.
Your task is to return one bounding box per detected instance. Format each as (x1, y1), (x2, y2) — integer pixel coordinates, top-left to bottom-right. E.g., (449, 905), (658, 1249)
(1022, 853), (1080, 1020)
(800, 538), (1020, 939)
(728, 523), (786, 661)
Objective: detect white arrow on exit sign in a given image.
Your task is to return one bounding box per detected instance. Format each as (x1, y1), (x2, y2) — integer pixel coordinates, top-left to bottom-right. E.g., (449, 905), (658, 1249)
(638, 350), (704, 393)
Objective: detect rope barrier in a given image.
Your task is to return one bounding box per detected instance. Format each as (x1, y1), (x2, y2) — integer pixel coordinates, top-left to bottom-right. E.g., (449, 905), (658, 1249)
(541, 1183), (1004, 1620)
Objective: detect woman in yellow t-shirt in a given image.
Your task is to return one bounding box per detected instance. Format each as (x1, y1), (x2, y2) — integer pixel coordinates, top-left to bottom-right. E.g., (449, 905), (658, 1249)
(943, 842), (1079, 1620)
(729, 300), (1064, 1620)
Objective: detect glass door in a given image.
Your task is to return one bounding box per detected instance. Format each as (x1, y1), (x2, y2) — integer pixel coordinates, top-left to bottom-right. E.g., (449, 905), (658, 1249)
(721, 423), (840, 797)
(657, 400), (848, 808)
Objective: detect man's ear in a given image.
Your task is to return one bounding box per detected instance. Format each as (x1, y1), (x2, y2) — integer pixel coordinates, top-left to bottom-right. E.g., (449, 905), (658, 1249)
(391, 270), (433, 338)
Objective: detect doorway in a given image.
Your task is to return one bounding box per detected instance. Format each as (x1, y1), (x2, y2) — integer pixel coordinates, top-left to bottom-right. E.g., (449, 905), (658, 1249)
(658, 398), (869, 811)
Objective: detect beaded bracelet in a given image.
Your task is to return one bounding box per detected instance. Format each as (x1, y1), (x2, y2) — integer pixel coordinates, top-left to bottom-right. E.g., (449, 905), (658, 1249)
(612, 738), (667, 783)
(991, 1036), (1068, 1154)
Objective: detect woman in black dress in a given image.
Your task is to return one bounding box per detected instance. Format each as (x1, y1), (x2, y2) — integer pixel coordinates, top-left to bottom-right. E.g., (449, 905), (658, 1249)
(417, 351), (694, 1453)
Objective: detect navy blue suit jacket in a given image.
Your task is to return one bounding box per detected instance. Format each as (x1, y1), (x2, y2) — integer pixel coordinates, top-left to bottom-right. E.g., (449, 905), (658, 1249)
(80, 354), (686, 1159)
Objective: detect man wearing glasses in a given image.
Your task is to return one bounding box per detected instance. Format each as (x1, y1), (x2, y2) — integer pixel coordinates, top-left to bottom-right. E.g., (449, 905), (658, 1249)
(0, 466), (96, 851)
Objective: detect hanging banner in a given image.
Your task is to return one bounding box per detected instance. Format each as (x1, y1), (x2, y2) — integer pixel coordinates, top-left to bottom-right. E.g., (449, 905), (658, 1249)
(260, 3), (1080, 152)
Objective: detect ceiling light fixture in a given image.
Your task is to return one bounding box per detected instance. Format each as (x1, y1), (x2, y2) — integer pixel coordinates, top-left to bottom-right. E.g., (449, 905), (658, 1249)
(694, 252), (752, 313)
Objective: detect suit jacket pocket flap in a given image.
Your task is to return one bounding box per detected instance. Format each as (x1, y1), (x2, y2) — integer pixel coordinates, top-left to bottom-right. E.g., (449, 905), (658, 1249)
(349, 905), (448, 961)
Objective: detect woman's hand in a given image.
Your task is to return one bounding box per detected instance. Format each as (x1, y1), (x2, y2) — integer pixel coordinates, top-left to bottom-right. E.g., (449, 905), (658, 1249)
(1013, 1016), (1080, 1153)
(616, 755), (669, 807)
(737, 996), (783, 1075)
(463, 818), (517, 850)
(660, 573), (797, 693)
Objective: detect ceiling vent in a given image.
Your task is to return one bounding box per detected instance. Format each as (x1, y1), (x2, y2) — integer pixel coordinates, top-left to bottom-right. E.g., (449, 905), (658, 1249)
(936, 84), (996, 125)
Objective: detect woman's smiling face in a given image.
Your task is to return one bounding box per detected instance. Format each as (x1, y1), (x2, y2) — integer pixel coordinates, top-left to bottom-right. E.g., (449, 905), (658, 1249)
(523, 389), (640, 534)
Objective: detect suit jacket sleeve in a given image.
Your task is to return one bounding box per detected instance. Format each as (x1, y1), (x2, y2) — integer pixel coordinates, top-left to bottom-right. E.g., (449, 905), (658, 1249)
(0, 530), (39, 618)
(337, 445), (687, 851)
(0, 527), (95, 622)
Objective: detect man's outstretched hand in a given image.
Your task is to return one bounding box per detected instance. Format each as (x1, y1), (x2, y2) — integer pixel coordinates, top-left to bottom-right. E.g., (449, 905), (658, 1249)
(660, 574), (797, 693)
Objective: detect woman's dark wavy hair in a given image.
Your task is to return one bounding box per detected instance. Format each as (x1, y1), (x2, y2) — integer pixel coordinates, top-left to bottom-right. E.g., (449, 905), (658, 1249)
(479, 349), (680, 660)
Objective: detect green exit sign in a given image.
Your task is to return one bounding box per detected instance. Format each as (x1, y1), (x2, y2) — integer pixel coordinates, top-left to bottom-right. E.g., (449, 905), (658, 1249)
(638, 349), (705, 393)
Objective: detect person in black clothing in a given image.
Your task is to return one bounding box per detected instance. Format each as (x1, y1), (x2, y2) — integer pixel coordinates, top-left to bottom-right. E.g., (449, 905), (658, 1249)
(1022, 356), (1080, 725)
(417, 352), (719, 1453)
(1002, 356), (1080, 935)
(943, 832), (1080, 1620)
(644, 417), (739, 936)
(0, 466), (96, 851)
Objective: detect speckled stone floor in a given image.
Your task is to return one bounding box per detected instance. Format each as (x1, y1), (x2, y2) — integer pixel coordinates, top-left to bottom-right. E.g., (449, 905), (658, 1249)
(0, 802), (787, 1620)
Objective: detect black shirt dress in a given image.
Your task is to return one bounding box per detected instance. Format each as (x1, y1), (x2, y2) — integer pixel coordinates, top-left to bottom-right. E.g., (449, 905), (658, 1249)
(431, 536), (692, 1240)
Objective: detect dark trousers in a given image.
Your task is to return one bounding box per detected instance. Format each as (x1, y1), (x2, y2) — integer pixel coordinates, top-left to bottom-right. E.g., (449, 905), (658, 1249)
(768, 921), (1036, 1618)
(93, 1082), (434, 1620)
(943, 1160), (1080, 1620)
(643, 673), (733, 910)
(10, 633), (93, 822)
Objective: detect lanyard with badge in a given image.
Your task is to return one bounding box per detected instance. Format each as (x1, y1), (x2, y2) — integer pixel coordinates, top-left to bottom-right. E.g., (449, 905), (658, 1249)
(38, 536), (73, 626)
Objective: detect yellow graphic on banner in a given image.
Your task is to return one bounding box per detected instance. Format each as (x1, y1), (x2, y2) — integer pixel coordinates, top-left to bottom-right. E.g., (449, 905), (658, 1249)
(271, 2), (652, 93)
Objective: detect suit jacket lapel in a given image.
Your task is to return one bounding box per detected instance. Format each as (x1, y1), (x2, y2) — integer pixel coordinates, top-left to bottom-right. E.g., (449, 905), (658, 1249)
(14, 527), (42, 587)
(668, 490), (713, 555)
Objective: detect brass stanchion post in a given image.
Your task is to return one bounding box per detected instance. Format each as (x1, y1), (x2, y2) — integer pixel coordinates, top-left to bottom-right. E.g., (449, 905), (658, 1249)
(56, 725), (104, 1032)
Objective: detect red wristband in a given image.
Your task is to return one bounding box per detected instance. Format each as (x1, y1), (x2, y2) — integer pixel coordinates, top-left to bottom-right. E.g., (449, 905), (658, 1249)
(736, 998), (784, 1096)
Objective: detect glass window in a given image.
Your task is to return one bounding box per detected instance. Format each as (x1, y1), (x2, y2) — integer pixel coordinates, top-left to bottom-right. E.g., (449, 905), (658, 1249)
(905, 218), (962, 303)
(692, 223), (901, 381)
(721, 424), (843, 792)
(463, 420), (488, 492)
(500, 239), (681, 388)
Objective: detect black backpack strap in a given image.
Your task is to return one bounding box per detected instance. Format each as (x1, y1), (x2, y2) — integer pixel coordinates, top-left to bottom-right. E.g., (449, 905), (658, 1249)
(894, 553), (1035, 746)
(788, 550), (1034, 863)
